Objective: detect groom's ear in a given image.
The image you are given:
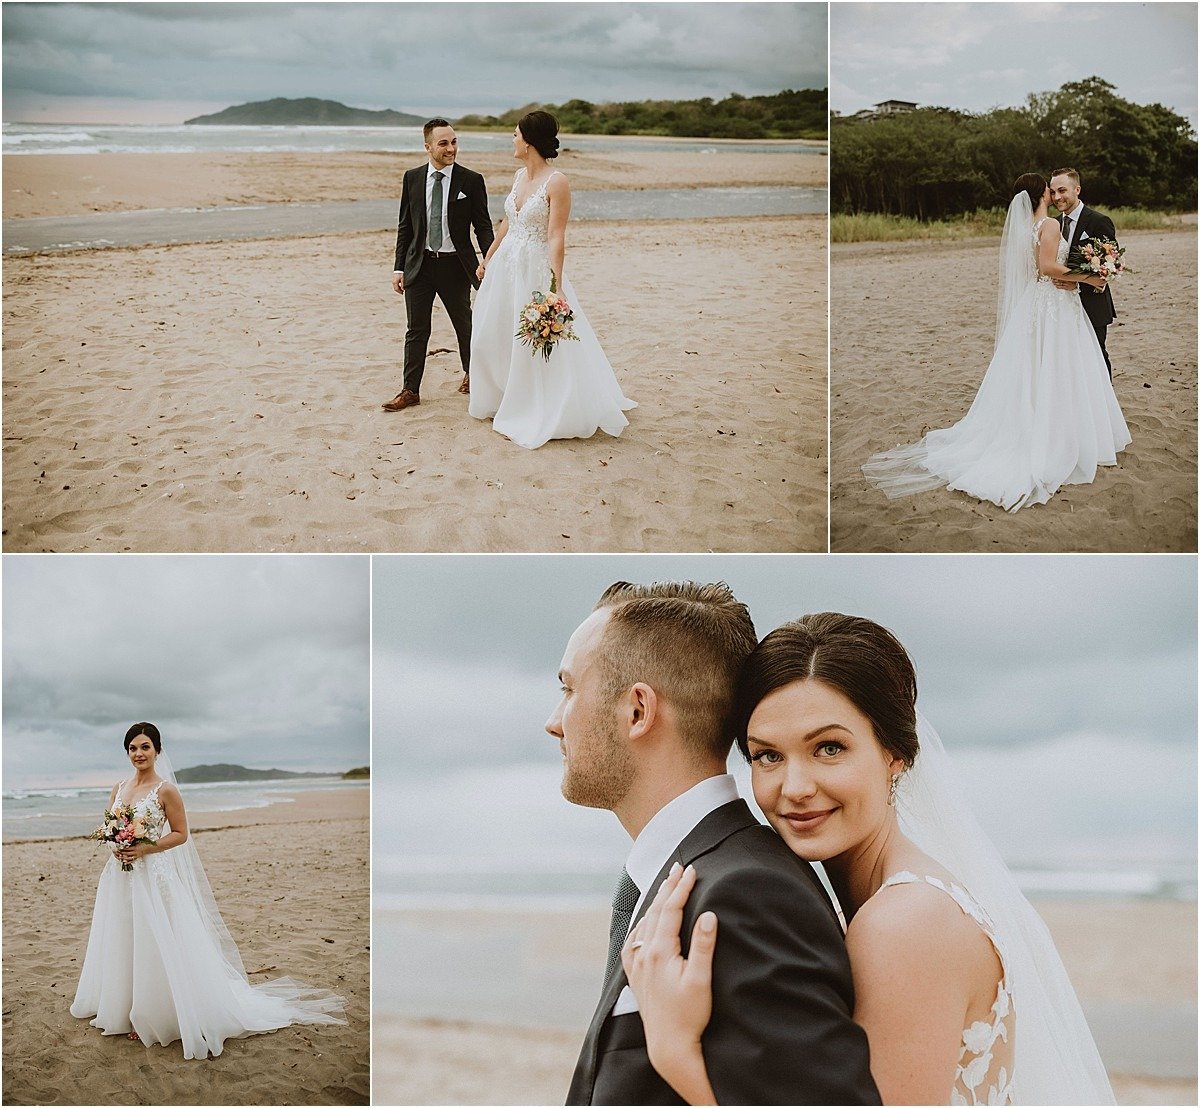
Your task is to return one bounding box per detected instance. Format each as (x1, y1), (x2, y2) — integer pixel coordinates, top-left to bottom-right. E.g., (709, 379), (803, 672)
(626, 682), (659, 741)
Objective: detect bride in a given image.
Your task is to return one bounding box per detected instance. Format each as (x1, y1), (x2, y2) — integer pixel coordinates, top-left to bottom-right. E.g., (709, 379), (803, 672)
(70, 723), (345, 1059)
(622, 615), (1114, 1105)
(468, 110), (636, 449)
(862, 173), (1131, 511)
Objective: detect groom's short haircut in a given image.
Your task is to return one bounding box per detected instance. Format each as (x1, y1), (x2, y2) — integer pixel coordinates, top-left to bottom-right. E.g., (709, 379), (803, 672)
(1052, 167), (1081, 186)
(423, 117), (452, 141)
(593, 581), (757, 760)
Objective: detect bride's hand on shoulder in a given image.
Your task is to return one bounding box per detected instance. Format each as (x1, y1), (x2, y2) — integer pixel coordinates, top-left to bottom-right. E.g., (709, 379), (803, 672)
(622, 864), (719, 1077)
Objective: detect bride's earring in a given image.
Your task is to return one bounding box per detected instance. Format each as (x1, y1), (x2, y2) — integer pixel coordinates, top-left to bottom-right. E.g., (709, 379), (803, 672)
(887, 772), (901, 806)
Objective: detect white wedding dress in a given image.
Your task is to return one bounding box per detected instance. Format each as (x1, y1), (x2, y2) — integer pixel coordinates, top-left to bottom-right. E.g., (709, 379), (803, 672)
(71, 775), (344, 1059)
(876, 872), (1015, 1105)
(468, 169), (636, 449)
(894, 715), (1115, 1105)
(863, 203), (1131, 511)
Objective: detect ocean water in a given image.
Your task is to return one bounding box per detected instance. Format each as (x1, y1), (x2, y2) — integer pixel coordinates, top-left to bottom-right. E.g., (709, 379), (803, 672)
(2, 122), (824, 158)
(3, 775), (367, 840)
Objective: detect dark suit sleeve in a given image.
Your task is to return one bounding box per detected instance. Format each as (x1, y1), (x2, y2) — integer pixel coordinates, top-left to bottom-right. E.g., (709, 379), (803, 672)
(693, 865), (880, 1106)
(471, 172), (495, 257)
(1091, 209), (1116, 241)
(394, 171), (414, 271)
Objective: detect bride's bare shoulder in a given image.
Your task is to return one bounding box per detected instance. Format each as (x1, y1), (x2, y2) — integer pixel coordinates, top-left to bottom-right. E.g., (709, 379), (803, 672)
(846, 878), (1001, 1002)
(846, 879), (982, 970)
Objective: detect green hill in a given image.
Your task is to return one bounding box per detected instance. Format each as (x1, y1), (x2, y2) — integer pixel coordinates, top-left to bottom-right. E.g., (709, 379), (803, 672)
(175, 763), (336, 783)
(456, 90), (826, 141)
(184, 97), (426, 127)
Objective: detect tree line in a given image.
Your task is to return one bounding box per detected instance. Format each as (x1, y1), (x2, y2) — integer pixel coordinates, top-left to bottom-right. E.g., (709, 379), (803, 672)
(456, 89), (826, 141)
(831, 78), (1196, 219)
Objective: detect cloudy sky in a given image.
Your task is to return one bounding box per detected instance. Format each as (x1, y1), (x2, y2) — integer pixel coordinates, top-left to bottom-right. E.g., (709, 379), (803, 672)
(3, 555), (370, 788)
(832, 3), (1197, 125)
(2, 2), (825, 124)
(374, 554), (1196, 879)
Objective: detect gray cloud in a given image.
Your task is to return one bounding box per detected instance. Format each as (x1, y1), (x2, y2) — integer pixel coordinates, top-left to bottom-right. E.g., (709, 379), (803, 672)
(3, 555), (370, 787)
(831, 3), (1197, 126)
(373, 554), (1197, 778)
(3, 3), (826, 120)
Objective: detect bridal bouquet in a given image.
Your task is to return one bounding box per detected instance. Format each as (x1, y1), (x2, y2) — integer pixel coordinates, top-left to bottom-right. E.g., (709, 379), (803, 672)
(91, 804), (159, 871)
(516, 280), (579, 361)
(1065, 236), (1128, 283)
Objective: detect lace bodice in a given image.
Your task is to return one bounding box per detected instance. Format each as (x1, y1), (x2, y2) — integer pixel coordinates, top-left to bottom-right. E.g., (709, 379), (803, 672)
(113, 778), (167, 834)
(502, 169), (558, 252)
(879, 872), (1015, 1106)
(1033, 216), (1069, 276)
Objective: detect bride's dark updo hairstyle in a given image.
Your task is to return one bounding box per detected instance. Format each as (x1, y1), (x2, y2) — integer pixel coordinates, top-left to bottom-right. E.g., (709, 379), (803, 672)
(518, 110), (560, 160)
(732, 613), (920, 768)
(124, 722), (162, 752)
(1013, 172), (1048, 210)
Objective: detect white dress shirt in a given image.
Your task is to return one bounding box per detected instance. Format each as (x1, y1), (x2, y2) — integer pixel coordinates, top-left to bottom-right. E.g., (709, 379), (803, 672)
(1059, 198), (1083, 244)
(612, 773), (741, 1015)
(426, 161), (456, 254)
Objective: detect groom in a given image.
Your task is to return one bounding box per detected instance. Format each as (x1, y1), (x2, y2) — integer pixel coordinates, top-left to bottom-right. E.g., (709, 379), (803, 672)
(383, 118), (494, 412)
(1051, 167), (1117, 378)
(548, 580), (879, 1106)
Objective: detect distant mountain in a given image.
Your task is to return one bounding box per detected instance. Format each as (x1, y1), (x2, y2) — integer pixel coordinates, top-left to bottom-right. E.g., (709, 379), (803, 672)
(175, 763), (336, 783)
(184, 97), (426, 127)
(342, 766), (370, 780)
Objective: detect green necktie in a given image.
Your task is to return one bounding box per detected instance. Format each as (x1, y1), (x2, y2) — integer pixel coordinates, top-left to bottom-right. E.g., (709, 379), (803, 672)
(429, 171), (444, 252)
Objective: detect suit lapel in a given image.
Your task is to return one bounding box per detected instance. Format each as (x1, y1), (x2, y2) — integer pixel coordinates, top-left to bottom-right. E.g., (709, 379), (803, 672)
(1067, 205), (1088, 250)
(412, 166), (428, 244)
(572, 800), (760, 1101)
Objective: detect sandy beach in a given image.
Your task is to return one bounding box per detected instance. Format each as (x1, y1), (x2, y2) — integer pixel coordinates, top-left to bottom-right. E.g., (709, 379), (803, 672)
(2, 787), (369, 1106)
(373, 897), (1196, 1106)
(4, 147), (826, 219)
(3, 155), (825, 552)
(830, 229), (1197, 551)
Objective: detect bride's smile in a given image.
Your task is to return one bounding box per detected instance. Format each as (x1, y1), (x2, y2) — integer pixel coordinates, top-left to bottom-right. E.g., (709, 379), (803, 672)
(745, 678), (902, 864)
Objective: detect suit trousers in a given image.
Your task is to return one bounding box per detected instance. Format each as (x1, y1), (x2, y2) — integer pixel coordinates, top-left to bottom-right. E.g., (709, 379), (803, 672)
(403, 252), (473, 394)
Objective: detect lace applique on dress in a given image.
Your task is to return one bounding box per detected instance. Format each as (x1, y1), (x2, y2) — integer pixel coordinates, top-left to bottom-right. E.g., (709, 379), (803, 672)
(880, 871), (1016, 1106)
(503, 168), (557, 252)
(1028, 218), (1072, 326)
(115, 779), (171, 889)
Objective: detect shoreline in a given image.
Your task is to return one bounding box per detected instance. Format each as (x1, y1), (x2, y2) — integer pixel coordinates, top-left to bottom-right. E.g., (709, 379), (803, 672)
(4, 786), (370, 844)
(372, 896), (1196, 1104)
(3, 147), (827, 219)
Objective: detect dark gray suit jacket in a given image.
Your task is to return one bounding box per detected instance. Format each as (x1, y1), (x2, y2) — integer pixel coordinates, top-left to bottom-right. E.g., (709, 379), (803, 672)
(567, 799), (880, 1106)
(1060, 204), (1117, 327)
(393, 162), (494, 288)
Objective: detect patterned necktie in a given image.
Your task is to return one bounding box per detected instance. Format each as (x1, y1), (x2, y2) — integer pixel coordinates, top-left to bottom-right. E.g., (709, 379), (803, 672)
(1061, 214), (1071, 242)
(605, 867), (639, 983)
(429, 170), (445, 252)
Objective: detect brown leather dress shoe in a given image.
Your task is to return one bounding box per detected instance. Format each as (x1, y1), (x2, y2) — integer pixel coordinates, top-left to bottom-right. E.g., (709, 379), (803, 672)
(457, 375), (470, 395)
(382, 389), (420, 411)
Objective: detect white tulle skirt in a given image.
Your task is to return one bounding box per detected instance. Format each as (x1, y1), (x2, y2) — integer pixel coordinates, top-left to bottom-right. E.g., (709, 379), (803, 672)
(863, 280), (1131, 511)
(70, 853), (344, 1059)
(468, 237), (635, 450)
